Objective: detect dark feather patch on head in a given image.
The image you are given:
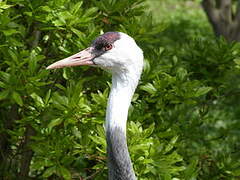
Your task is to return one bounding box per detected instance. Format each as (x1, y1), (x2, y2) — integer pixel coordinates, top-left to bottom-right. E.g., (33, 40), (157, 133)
(92, 32), (120, 50)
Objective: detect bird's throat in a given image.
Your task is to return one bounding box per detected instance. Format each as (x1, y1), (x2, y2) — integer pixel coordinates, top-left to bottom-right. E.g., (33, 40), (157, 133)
(105, 72), (139, 180)
(105, 72), (138, 132)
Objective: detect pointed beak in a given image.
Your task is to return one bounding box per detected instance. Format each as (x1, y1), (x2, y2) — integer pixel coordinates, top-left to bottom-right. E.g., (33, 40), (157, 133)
(46, 47), (95, 69)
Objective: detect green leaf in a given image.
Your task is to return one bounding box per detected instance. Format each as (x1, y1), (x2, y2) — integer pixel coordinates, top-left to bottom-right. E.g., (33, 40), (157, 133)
(195, 87), (213, 97)
(71, 27), (84, 38)
(0, 90), (9, 100)
(143, 123), (155, 137)
(48, 118), (63, 129)
(55, 84), (66, 91)
(176, 67), (188, 81)
(0, 81), (6, 88)
(0, 2), (13, 10)
(43, 166), (56, 178)
(39, 5), (51, 12)
(0, 71), (10, 82)
(83, 7), (98, 17)
(59, 46), (71, 54)
(2, 29), (18, 36)
(23, 11), (32, 17)
(184, 157), (199, 179)
(143, 58), (151, 74)
(44, 89), (51, 104)
(30, 93), (44, 108)
(12, 91), (23, 106)
(8, 49), (18, 63)
(140, 83), (157, 94)
(63, 68), (69, 80)
(53, 18), (66, 27)
(164, 136), (178, 153)
(71, 1), (83, 15)
(232, 168), (240, 176)
(59, 166), (71, 180)
(89, 135), (106, 147)
(234, 58), (240, 65)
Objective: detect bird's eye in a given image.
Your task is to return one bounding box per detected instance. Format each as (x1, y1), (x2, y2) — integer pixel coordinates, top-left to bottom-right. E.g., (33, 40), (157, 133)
(104, 44), (112, 51)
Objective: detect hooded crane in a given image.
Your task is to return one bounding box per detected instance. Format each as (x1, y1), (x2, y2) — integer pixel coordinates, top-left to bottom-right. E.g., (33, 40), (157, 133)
(47, 32), (143, 180)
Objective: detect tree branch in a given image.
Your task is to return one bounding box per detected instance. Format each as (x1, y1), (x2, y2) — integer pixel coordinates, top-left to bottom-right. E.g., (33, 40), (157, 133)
(236, 0), (240, 20)
(0, 105), (19, 174)
(202, 0), (221, 36)
(85, 167), (105, 180)
(230, 0), (240, 41)
(19, 125), (36, 178)
(219, 0), (232, 9)
(31, 30), (41, 48)
(219, 0), (232, 24)
(201, 0), (240, 41)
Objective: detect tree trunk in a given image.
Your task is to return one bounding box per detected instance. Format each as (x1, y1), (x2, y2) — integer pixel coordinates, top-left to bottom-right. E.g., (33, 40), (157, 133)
(0, 105), (19, 174)
(19, 125), (36, 178)
(202, 0), (240, 41)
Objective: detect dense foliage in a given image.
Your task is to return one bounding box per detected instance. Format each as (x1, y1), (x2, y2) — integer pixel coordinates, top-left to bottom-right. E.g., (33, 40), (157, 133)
(0, 0), (240, 179)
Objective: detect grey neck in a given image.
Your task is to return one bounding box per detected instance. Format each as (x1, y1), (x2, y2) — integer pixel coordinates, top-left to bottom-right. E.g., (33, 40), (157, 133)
(107, 127), (136, 180)
(106, 72), (139, 180)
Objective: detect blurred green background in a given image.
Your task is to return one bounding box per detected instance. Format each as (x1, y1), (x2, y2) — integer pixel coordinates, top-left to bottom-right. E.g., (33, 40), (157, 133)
(0, 0), (240, 179)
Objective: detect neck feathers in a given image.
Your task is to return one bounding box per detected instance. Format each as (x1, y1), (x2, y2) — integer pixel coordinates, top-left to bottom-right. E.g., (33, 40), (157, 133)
(106, 127), (136, 180)
(106, 72), (138, 131)
(106, 70), (140, 180)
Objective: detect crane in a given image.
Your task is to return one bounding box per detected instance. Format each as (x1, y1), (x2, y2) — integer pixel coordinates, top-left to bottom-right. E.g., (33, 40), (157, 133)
(47, 32), (143, 180)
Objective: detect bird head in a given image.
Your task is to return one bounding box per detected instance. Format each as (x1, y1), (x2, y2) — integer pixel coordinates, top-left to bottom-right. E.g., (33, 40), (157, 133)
(46, 32), (143, 75)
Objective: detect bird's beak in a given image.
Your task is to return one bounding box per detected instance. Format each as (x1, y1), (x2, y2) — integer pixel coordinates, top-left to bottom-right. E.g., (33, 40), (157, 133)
(46, 47), (95, 69)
